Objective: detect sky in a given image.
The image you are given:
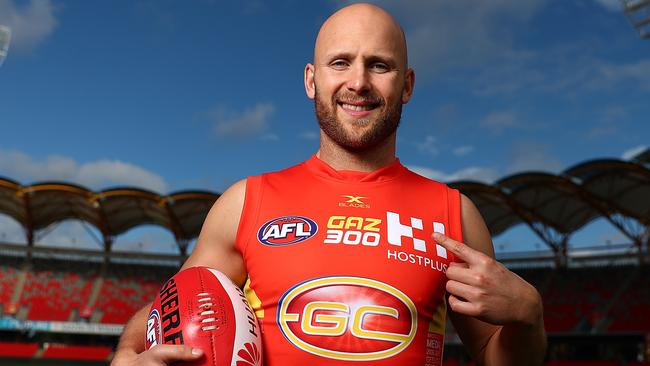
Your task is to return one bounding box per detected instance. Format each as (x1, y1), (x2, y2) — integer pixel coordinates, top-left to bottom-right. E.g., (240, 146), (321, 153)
(0, 0), (648, 255)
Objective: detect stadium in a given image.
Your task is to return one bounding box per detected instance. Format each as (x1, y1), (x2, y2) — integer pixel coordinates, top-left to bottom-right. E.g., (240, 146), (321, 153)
(1, 0), (649, 365)
(0, 148), (647, 365)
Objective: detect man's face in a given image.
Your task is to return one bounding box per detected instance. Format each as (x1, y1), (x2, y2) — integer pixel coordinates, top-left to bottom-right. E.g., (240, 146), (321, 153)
(314, 78), (403, 152)
(305, 6), (414, 151)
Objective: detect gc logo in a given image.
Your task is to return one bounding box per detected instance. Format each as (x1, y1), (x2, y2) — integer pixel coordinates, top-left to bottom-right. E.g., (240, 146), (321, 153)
(277, 276), (417, 361)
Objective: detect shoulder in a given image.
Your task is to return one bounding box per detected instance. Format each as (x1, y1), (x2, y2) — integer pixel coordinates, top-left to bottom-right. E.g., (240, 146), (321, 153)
(459, 193), (495, 258)
(181, 179), (249, 285)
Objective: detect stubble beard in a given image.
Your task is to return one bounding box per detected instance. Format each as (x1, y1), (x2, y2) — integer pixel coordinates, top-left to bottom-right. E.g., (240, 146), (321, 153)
(314, 88), (402, 152)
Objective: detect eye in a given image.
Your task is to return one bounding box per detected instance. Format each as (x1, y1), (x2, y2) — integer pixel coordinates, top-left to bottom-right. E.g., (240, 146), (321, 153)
(330, 60), (349, 70)
(370, 62), (390, 73)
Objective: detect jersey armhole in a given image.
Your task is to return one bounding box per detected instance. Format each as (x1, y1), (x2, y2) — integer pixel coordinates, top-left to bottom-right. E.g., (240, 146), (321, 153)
(235, 175), (264, 257)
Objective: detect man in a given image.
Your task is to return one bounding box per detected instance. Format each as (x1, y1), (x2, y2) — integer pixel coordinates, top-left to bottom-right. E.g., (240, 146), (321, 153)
(112, 3), (546, 365)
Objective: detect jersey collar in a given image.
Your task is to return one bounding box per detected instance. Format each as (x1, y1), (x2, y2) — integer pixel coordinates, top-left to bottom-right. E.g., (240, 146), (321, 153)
(304, 154), (407, 183)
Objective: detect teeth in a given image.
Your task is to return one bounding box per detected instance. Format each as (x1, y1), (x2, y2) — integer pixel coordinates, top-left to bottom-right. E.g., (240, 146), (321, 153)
(341, 103), (373, 112)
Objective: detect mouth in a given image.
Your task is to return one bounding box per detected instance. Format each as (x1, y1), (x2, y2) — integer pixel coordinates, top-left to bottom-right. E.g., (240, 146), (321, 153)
(337, 101), (381, 117)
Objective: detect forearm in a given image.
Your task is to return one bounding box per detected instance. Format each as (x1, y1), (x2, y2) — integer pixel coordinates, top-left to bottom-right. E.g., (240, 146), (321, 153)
(483, 309), (546, 366)
(115, 302), (152, 355)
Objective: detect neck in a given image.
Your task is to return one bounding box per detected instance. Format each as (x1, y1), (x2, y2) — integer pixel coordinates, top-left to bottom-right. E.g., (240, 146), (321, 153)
(316, 131), (397, 172)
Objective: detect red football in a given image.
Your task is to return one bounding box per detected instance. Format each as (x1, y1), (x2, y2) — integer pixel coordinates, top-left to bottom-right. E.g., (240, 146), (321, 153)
(145, 266), (262, 366)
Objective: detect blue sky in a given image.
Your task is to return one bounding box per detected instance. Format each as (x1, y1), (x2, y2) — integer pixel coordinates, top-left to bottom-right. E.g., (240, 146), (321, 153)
(0, 0), (648, 254)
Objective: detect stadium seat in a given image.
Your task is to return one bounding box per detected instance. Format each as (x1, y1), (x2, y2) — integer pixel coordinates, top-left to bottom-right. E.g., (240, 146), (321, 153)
(21, 269), (94, 321)
(0, 264), (18, 312)
(41, 343), (112, 361)
(0, 341), (39, 357)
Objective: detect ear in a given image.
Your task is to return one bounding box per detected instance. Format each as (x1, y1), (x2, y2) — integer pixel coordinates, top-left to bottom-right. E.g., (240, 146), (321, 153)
(401, 68), (415, 104)
(304, 63), (316, 100)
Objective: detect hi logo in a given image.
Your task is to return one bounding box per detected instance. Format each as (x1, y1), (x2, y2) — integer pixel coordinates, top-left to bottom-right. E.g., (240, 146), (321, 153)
(258, 216), (318, 246)
(339, 195), (370, 208)
(277, 276), (417, 361)
(386, 212), (448, 259)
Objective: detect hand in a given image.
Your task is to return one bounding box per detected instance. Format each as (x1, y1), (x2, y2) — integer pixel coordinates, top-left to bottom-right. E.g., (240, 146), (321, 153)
(433, 233), (543, 327)
(110, 345), (203, 366)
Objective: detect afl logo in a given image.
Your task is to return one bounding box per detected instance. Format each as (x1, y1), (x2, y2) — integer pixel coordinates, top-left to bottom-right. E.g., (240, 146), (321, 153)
(277, 276), (417, 361)
(257, 216), (318, 246)
(145, 309), (162, 348)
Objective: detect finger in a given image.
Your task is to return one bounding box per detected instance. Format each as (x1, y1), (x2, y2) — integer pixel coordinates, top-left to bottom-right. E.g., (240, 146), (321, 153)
(448, 294), (481, 317)
(433, 233), (485, 265)
(445, 265), (481, 286)
(446, 279), (482, 302)
(148, 345), (203, 363)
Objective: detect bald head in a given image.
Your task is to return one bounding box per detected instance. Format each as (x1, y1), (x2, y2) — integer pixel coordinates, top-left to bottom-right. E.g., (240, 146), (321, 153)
(314, 3), (408, 70)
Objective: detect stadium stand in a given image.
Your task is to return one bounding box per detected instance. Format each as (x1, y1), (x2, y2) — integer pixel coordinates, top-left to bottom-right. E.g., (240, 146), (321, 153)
(94, 263), (173, 324)
(608, 265), (650, 332)
(0, 261), (18, 315)
(20, 258), (98, 321)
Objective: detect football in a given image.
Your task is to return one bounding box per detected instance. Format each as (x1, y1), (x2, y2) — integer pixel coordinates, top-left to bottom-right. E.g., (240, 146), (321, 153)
(145, 266), (262, 366)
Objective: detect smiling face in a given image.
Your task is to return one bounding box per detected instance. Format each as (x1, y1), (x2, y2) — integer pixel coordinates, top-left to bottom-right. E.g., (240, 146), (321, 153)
(305, 4), (415, 152)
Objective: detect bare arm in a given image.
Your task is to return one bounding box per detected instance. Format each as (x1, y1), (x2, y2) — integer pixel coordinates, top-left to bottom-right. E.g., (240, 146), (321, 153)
(111, 179), (248, 365)
(439, 194), (546, 366)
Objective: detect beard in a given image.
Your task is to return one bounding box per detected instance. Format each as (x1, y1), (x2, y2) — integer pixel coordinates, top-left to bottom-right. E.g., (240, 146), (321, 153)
(314, 88), (402, 152)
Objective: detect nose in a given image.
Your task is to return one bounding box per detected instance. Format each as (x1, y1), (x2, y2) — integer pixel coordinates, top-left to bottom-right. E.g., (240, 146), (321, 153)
(345, 63), (371, 94)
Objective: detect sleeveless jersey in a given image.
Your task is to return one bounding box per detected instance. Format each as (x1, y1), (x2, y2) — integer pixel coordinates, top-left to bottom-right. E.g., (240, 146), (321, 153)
(236, 155), (463, 366)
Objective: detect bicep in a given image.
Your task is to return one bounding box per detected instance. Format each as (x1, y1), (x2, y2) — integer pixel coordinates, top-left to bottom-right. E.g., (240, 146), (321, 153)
(447, 193), (499, 359)
(180, 179), (247, 287)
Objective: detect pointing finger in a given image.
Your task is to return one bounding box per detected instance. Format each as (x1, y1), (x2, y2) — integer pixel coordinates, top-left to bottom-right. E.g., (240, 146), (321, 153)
(433, 233), (486, 266)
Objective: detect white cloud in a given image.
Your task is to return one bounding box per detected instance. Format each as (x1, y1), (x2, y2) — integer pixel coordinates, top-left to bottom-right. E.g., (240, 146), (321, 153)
(594, 0), (621, 11)
(208, 102), (275, 138)
(589, 59), (650, 91)
(414, 135), (438, 156)
(507, 141), (564, 173)
(453, 145), (474, 157)
(0, 149), (169, 193)
(480, 110), (518, 133)
(299, 131), (319, 140)
(621, 145), (648, 161)
(0, 0), (57, 52)
(407, 165), (499, 183)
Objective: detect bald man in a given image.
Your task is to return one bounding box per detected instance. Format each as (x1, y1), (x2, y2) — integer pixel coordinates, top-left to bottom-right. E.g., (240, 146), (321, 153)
(111, 4), (546, 366)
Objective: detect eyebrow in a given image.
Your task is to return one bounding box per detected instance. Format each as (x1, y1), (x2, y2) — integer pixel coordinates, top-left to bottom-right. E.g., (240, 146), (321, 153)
(323, 52), (399, 67)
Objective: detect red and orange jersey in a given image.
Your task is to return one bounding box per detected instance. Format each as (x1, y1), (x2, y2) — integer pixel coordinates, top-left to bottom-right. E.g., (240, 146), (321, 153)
(236, 155), (462, 365)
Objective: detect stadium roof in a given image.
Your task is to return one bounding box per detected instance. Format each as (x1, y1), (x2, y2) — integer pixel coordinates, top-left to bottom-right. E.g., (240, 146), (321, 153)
(622, 0), (650, 39)
(0, 179), (218, 254)
(0, 149), (648, 257)
(451, 151), (650, 254)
